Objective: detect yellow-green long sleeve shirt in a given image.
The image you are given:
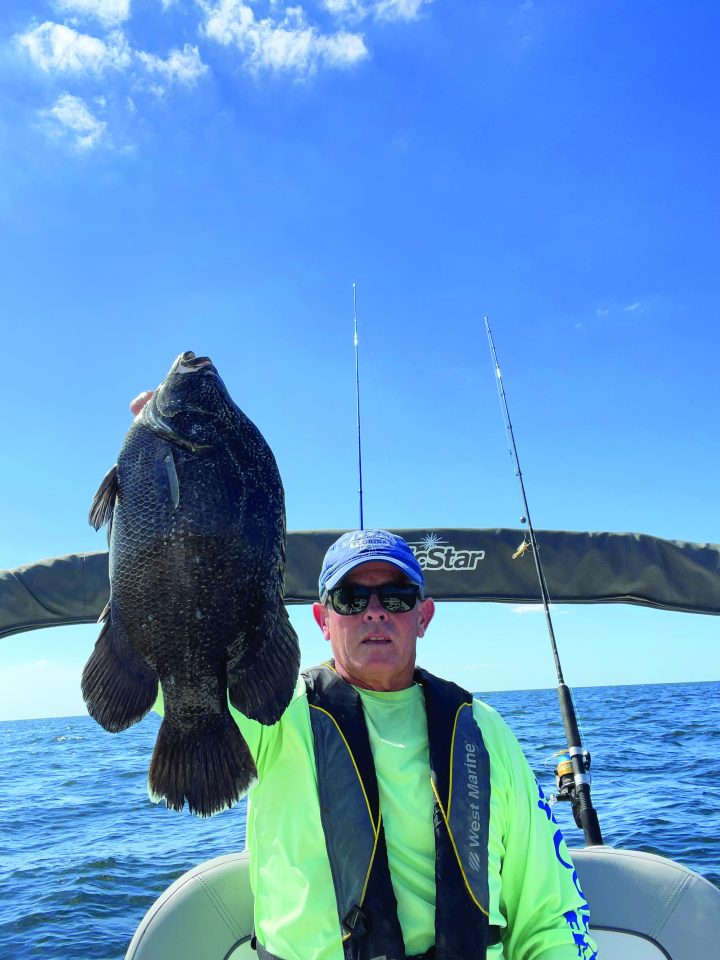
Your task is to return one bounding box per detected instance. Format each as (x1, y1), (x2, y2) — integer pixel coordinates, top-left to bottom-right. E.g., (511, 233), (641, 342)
(212, 674), (599, 960)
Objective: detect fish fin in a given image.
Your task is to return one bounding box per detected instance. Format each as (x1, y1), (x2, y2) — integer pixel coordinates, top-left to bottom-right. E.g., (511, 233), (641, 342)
(155, 450), (180, 509)
(165, 451), (180, 509)
(142, 401), (212, 453)
(81, 609), (158, 732)
(228, 606), (300, 725)
(148, 713), (256, 817)
(89, 465), (119, 531)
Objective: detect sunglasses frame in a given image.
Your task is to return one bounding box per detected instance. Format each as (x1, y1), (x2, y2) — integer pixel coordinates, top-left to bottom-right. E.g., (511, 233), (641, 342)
(326, 582), (423, 616)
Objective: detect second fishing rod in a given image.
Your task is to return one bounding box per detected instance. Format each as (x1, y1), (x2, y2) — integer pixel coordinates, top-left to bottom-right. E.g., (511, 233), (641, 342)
(485, 316), (603, 847)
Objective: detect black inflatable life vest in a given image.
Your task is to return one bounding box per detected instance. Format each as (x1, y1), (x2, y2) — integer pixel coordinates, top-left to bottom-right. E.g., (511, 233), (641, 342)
(302, 662), (501, 960)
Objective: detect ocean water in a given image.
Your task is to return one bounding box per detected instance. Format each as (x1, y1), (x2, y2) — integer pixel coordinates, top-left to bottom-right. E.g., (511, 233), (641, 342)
(1, 680), (718, 959)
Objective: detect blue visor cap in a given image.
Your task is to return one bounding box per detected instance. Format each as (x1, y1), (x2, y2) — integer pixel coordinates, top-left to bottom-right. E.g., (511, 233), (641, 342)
(319, 529), (425, 601)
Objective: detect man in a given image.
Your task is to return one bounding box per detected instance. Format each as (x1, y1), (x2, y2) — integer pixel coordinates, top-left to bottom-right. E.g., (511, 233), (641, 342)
(227, 528), (598, 960)
(129, 383), (596, 959)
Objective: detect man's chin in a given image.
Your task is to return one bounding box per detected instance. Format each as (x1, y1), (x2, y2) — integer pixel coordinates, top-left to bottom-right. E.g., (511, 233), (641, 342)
(344, 653), (414, 690)
(356, 645), (396, 666)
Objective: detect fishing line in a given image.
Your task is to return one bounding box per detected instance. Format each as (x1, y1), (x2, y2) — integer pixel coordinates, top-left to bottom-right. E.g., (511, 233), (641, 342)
(485, 318), (564, 679)
(484, 316), (603, 846)
(353, 283), (365, 531)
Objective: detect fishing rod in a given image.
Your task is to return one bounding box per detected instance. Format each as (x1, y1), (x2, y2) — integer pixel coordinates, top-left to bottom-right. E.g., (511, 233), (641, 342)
(485, 316), (603, 847)
(353, 283), (365, 530)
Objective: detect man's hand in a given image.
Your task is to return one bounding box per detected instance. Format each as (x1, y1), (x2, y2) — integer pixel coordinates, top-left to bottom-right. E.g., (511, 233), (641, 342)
(130, 391), (154, 416)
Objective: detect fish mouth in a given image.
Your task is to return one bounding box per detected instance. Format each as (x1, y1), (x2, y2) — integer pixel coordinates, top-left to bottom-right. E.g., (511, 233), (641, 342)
(177, 351), (214, 373)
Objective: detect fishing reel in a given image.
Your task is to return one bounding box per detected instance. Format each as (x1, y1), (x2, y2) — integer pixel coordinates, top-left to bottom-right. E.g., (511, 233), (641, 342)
(550, 750), (592, 830)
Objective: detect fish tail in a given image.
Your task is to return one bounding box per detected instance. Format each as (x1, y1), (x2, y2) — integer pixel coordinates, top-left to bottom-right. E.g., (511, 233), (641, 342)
(148, 713), (256, 817)
(228, 607), (300, 725)
(82, 611), (158, 732)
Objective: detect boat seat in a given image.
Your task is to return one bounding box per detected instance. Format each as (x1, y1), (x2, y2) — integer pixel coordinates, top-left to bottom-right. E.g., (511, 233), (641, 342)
(570, 846), (720, 958)
(126, 852), (255, 960)
(125, 847), (720, 960)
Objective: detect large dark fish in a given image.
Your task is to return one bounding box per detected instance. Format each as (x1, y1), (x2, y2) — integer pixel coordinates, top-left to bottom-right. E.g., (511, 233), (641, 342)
(82, 351), (300, 817)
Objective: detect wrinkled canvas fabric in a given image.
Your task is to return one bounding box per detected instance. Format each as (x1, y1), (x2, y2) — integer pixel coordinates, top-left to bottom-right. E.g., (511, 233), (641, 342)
(5, 529), (719, 640)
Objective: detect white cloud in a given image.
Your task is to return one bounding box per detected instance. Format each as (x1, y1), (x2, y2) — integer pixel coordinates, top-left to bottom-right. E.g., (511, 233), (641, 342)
(44, 92), (107, 148)
(18, 21), (131, 74)
(53, 0), (131, 27)
(323, 0), (367, 19)
(623, 301), (642, 312)
(512, 603), (559, 615)
(325, 0), (430, 21)
(202, 0), (368, 75)
(373, 0), (432, 21)
(136, 43), (209, 95)
(14, 0), (432, 153)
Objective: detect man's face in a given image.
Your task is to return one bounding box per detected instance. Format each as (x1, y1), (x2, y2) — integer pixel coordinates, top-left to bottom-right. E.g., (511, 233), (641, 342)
(313, 561), (435, 692)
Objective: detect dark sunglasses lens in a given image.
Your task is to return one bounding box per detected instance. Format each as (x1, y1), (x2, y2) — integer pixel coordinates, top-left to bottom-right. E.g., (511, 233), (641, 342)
(330, 585), (371, 615)
(329, 584), (419, 615)
(378, 585), (419, 612)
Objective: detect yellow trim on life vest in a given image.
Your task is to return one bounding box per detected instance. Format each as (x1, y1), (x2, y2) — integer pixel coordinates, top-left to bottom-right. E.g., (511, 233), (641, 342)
(312, 662), (383, 939)
(431, 777), (490, 918)
(311, 693), (381, 942)
(308, 704), (379, 836)
(446, 700), (472, 822)
(341, 811), (383, 941)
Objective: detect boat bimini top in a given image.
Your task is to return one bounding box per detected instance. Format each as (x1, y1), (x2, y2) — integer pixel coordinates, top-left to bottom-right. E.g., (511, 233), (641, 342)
(2, 528), (720, 640)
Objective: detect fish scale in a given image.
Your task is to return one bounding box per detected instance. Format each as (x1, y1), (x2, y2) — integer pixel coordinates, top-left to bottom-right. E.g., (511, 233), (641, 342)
(82, 351), (300, 817)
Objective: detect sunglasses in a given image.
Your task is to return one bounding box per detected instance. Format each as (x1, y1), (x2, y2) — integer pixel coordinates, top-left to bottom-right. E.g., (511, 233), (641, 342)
(326, 582), (422, 616)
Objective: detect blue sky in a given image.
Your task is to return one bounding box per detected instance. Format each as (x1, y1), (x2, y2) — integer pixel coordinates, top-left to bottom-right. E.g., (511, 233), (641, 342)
(1, 0), (719, 721)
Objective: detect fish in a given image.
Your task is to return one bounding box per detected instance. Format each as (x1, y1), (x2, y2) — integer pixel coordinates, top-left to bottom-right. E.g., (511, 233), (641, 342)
(81, 351), (300, 817)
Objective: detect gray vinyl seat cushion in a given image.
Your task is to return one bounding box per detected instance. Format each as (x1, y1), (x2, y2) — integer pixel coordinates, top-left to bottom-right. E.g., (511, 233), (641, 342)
(126, 847), (720, 960)
(570, 846), (720, 958)
(125, 852), (254, 960)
